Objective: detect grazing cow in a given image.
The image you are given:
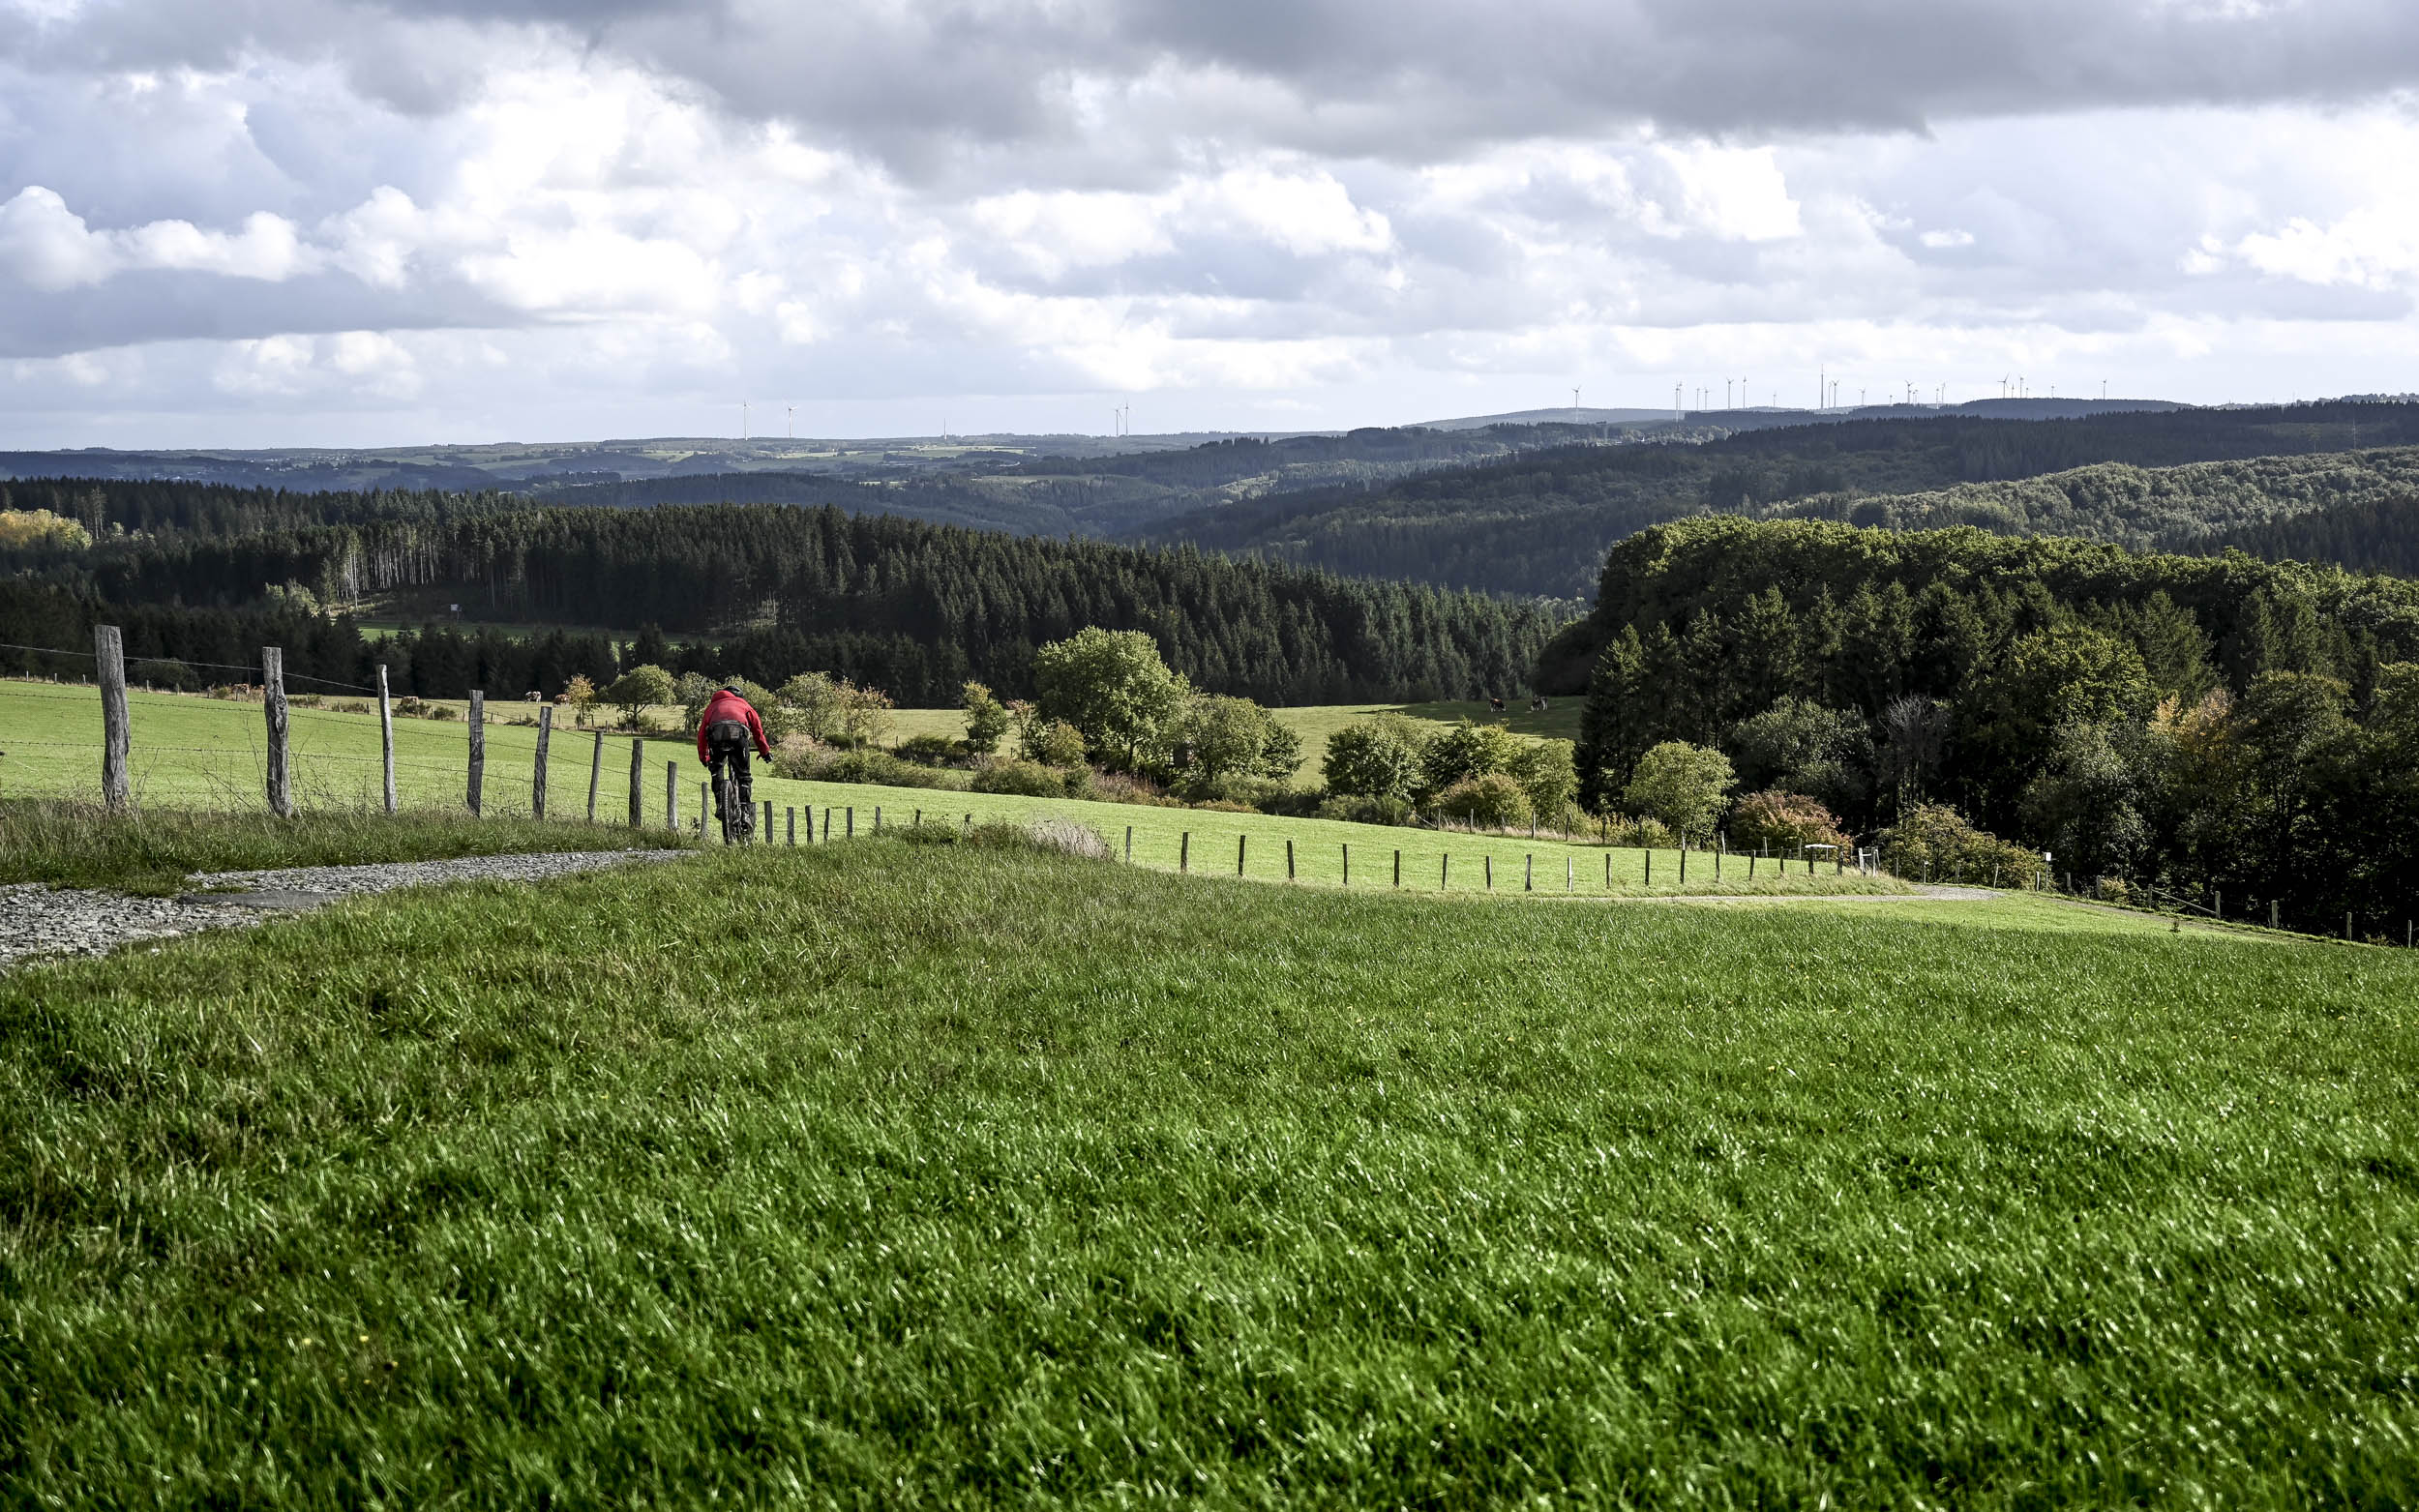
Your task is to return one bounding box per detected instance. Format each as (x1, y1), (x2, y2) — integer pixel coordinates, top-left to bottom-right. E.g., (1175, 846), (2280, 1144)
(1489, 695), (1505, 712)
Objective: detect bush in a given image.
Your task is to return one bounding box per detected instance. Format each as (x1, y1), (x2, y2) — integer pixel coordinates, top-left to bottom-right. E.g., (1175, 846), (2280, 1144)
(1016, 716), (1090, 769)
(1623, 741), (1735, 839)
(1088, 771), (1181, 807)
(972, 759), (1083, 798)
(1727, 791), (1852, 856)
(1323, 717), (1425, 803)
(960, 681), (1010, 755)
(1879, 803), (2045, 886)
(817, 750), (963, 790)
(896, 733), (961, 766)
(1317, 793), (1415, 826)
(1433, 772), (1533, 829)
(1419, 720), (1520, 798)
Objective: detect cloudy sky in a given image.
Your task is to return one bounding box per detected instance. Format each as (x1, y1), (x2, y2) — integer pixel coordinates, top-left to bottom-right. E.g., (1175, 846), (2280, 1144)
(3, 0), (2417, 448)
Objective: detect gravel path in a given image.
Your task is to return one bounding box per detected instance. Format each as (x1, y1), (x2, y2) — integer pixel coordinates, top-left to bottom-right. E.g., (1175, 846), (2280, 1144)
(0, 849), (691, 969)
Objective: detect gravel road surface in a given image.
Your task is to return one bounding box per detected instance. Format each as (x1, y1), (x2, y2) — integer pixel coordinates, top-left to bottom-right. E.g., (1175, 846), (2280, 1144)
(0, 849), (690, 968)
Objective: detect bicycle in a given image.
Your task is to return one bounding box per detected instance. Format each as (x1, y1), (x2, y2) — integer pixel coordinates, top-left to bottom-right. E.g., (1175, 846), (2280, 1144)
(717, 770), (752, 845)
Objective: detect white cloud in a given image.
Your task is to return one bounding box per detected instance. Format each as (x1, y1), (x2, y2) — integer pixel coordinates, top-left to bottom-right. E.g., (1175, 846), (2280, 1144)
(0, 185), (313, 290)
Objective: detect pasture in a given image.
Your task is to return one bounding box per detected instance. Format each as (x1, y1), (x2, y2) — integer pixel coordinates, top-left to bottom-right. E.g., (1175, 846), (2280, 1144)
(0, 681), (1882, 902)
(5, 838), (2414, 1504)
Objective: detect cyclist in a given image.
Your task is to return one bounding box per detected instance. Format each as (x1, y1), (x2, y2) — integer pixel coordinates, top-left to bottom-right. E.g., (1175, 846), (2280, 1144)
(696, 682), (772, 838)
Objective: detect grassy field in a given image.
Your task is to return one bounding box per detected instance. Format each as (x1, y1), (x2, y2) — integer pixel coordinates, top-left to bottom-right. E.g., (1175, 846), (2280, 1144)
(1, 681), (1874, 902)
(4, 839), (2413, 1503)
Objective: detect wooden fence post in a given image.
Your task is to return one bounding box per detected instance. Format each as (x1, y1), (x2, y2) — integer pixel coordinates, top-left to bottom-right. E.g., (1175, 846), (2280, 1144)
(1525, 853), (1533, 891)
(1644, 850), (1651, 886)
(531, 705), (552, 819)
(1679, 846), (1687, 884)
(666, 759), (677, 831)
(1442, 854), (1449, 889)
(1485, 855), (1493, 890)
(787, 807), (795, 845)
(1180, 832), (1190, 873)
(700, 781), (709, 835)
(762, 800), (772, 842)
(847, 806), (854, 838)
(466, 690), (485, 815)
(376, 664), (397, 815)
(94, 624), (129, 813)
(1604, 853), (1611, 889)
(1124, 825), (1132, 863)
(262, 646), (293, 818)
(628, 740), (643, 827)
(1341, 843), (1349, 886)
(1567, 855), (1573, 892)
(1238, 834), (1246, 875)
(586, 729), (603, 822)
(1392, 848), (1400, 888)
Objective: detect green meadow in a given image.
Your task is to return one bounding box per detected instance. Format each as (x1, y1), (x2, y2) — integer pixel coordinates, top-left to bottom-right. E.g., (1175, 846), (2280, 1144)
(0, 681), (1882, 901)
(4, 839), (2414, 1504)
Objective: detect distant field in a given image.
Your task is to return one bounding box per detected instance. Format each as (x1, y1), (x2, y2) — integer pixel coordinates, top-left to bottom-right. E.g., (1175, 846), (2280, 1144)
(6, 840), (2411, 1503)
(0, 681), (1868, 902)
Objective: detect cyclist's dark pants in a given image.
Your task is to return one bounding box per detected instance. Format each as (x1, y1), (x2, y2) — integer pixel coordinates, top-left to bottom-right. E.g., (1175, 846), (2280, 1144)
(706, 737), (753, 821)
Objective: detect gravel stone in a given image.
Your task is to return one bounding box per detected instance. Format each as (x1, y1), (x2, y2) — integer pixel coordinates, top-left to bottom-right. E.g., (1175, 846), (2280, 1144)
(0, 849), (692, 969)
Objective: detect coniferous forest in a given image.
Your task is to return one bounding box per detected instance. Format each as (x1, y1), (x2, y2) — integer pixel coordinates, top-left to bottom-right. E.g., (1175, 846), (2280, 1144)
(0, 498), (1570, 706)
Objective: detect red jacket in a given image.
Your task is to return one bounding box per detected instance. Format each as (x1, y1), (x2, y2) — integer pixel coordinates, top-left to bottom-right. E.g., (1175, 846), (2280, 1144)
(696, 689), (771, 763)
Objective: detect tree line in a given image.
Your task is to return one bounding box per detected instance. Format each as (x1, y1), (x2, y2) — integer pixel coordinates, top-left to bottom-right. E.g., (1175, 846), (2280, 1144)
(1563, 516), (2419, 932)
(0, 503), (1571, 706)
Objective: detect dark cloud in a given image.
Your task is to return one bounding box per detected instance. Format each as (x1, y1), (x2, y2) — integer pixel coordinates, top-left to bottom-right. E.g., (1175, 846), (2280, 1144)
(20, 0), (2416, 176)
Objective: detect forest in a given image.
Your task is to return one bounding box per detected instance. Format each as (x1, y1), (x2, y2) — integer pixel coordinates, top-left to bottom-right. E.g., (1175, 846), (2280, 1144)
(1565, 516), (2419, 930)
(1143, 400), (2419, 595)
(0, 503), (1570, 707)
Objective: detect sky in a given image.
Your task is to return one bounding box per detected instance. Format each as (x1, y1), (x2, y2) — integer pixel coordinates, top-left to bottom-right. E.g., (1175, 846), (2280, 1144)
(2, 0), (2418, 449)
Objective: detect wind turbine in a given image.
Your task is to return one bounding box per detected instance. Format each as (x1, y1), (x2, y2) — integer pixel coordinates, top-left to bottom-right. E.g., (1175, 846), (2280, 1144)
(741, 400), (749, 440)
(787, 404), (795, 439)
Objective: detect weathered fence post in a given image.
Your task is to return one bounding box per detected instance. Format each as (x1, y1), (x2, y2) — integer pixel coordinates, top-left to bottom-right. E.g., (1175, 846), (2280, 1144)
(1604, 853), (1611, 889)
(847, 806), (854, 838)
(1442, 854), (1449, 889)
(1679, 845), (1687, 884)
(1485, 855), (1493, 890)
(762, 800), (772, 842)
(1180, 832), (1189, 873)
(628, 740), (644, 827)
(700, 781), (709, 835)
(666, 759), (677, 831)
(1644, 850), (1652, 886)
(376, 664), (397, 815)
(1237, 834), (1246, 875)
(466, 690), (485, 815)
(531, 705), (552, 819)
(587, 729), (603, 822)
(94, 624), (130, 813)
(1125, 825), (1133, 863)
(1393, 848), (1401, 888)
(1567, 855), (1573, 891)
(2270, 900), (2279, 930)
(788, 807), (796, 845)
(262, 646), (293, 817)
(1525, 854), (1533, 891)
(1343, 844), (1350, 885)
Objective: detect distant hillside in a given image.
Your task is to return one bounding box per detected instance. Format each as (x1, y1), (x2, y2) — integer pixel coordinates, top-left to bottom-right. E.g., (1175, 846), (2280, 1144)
(1777, 447), (2419, 556)
(1142, 400), (2419, 597)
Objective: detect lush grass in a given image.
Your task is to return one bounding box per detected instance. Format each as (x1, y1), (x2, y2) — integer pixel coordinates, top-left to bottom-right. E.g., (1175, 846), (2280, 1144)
(4, 841), (2415, 1504)
(4, 682), (1883, 902)
(0, 800), (692, 896)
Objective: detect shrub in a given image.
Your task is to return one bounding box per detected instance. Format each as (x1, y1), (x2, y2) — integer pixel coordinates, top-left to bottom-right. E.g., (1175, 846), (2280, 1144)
(1879, 803), (2045, 886)
(1433, 772), (1533, 829)
(1088, 771), (1181, 807)
(817, 750), (962, 790)
(960, 681), (1010, 755)
(1727, 791), (1852, 856)
(1317, 793), (1416, 826)
(1623, 741), (1735, 839)
(896, 733), (961, 766)
(1508, 739), (1578, 816)
(1419, 720), (1520, 798)
(972, 759), (1081, 798)
(1016, 714), (1090, 769)
(1323, 717), (1425, 803)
